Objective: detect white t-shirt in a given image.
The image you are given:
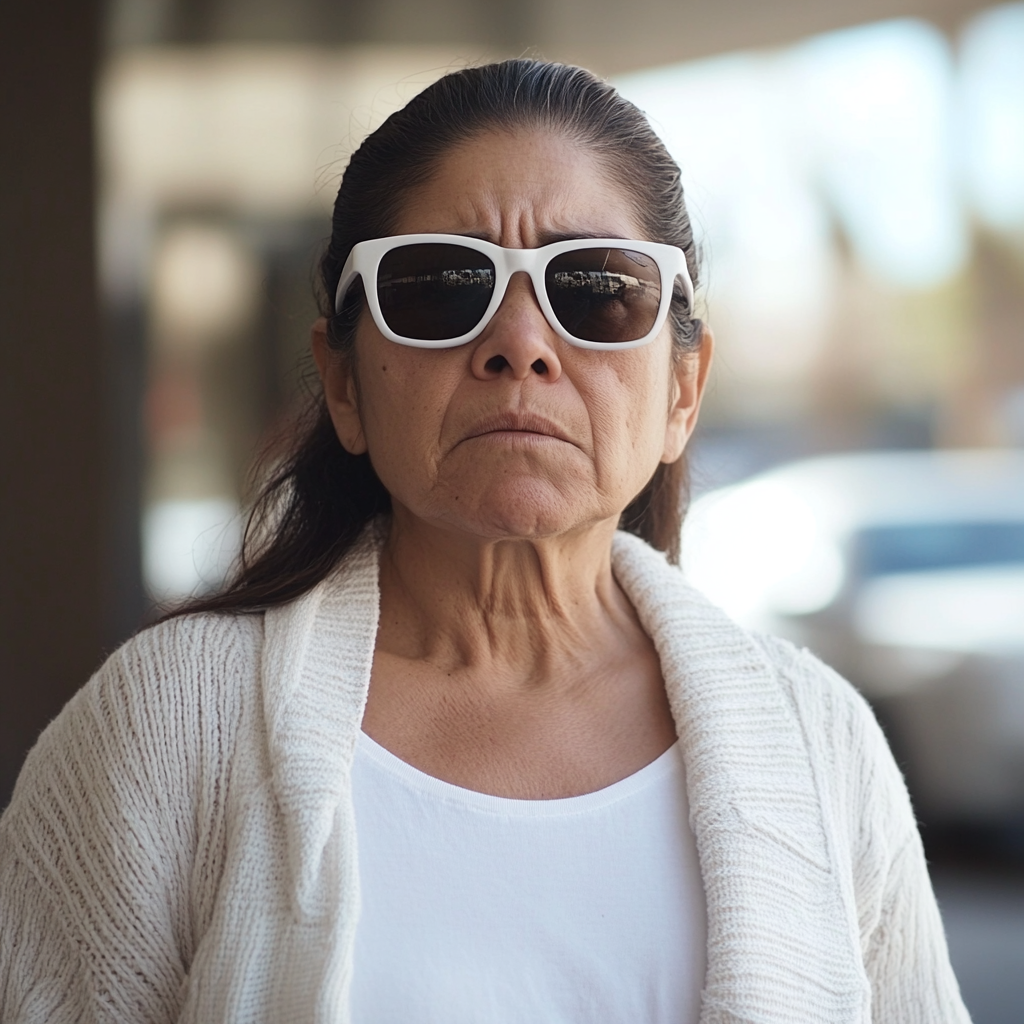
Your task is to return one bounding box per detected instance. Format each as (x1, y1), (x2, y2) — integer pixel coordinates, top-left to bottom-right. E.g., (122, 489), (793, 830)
(350, 732), (706, 1023)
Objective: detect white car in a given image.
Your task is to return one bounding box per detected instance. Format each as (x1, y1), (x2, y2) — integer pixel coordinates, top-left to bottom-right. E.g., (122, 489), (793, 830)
(682, 449), (1024, 826)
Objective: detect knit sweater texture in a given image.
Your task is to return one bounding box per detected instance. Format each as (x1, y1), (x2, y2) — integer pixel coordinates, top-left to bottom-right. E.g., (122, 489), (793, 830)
(0, 530), (970, 1023)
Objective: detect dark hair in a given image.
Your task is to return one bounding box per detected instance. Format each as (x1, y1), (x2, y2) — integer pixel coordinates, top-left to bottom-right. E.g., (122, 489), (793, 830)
(174, 59), (703, 617)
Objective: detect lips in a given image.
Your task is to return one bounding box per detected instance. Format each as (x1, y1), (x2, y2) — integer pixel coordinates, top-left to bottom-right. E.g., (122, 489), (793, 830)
(461, 411), (575, 446)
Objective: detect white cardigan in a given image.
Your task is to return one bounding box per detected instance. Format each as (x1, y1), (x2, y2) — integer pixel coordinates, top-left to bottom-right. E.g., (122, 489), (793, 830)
(0, 530), (970, 1023)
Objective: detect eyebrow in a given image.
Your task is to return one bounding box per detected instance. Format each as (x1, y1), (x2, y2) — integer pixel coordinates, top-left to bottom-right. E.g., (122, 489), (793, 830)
(442, 229), (633, 246)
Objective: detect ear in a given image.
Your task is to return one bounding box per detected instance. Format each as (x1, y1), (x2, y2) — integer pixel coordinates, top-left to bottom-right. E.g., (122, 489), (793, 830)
(312, 317), (368, 455)
(661, 325), (714, 464)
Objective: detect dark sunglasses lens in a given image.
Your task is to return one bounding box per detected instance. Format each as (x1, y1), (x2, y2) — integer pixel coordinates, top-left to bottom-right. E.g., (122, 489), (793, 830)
(545, 248), (662, 343)
(377, 244), (496, 341)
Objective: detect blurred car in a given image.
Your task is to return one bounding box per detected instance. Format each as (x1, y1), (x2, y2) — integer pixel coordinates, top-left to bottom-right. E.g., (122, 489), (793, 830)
(682, 449), (1024, 827)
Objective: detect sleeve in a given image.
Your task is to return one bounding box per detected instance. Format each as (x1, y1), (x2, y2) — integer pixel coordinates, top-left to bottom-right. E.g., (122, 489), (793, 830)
(0, 853), (89, 1023)
(768, 639), (973, 1024)
(0, 621), (217, 1024)
(864, 829), (971, 1024)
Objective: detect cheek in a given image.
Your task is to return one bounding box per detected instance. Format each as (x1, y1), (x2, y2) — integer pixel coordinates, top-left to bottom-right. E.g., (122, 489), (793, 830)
(585, 350), (672, 468)
(356, 347), (459, 482)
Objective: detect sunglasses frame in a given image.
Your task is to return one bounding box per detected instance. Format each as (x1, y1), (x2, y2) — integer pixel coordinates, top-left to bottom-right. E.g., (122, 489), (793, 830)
(334, 233), (694, 351)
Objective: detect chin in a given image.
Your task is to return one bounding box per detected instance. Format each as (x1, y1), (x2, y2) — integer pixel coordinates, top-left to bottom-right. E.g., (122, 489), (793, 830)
(433, 477), (604, 542)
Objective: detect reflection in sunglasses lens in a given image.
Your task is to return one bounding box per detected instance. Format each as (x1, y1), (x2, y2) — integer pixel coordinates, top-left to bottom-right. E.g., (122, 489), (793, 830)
(378, 244), (495, 340)
(546, 248), (661, 343)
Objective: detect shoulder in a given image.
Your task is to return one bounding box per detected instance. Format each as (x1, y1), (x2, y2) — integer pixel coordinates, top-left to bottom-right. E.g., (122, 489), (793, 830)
(112, 608), (267, 697)
(749, 630), (872, 731)
(2, 610), (265, 860)
(752, 631), (919, 869)
(613, 533), (918, 851)
(46, 610), (263, 761)
(0, 611), (268, 1019)
(753, 631), (911, 794)
(752, 630), (903, 789)
(614, 528), (898, 778)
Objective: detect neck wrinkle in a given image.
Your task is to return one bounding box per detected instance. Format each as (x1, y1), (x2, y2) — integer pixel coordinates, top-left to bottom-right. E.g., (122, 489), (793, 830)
(377, 512), (631, 672)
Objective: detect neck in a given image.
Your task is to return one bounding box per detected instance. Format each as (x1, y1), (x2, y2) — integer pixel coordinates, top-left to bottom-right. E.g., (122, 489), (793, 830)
(377, 505), (632, 673)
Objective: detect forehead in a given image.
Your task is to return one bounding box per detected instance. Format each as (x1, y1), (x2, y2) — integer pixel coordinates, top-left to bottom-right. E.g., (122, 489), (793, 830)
(390, 129), (646, 243)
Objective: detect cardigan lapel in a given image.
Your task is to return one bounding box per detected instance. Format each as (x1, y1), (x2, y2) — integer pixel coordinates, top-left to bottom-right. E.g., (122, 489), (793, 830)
(262, 527), (381, 919)
(612, 532), (870, 1023)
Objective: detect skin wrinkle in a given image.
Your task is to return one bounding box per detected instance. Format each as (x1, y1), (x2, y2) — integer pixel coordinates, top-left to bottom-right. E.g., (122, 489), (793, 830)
(312, 128), (712, 798)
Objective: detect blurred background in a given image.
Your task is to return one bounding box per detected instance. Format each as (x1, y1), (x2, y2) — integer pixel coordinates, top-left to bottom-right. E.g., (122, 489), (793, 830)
(2, 0), (1023, 1017)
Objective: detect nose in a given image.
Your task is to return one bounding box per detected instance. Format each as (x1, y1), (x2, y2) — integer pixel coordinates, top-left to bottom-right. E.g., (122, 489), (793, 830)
(470, 272), (563, 382)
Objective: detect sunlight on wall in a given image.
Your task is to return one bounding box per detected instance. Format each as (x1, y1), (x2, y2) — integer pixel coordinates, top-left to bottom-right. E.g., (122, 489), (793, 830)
(961, 4), (1024, 232)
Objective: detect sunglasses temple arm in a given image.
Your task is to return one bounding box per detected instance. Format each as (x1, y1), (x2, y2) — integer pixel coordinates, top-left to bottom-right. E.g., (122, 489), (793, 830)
(334, 259), (362, 314)
(675, 257), (695, 311)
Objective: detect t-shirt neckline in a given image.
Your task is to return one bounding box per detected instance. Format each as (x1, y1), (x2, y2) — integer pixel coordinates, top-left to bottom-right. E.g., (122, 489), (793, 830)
(355, 730), (682, 817)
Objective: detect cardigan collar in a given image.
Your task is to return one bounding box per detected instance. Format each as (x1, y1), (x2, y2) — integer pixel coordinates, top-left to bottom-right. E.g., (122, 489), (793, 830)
(262, 527), (868, 1022)
(611, 532), (868, 1022)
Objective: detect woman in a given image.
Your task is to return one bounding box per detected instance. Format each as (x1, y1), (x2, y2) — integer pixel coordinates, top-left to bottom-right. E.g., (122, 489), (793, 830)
(0, 60), (968, 1023)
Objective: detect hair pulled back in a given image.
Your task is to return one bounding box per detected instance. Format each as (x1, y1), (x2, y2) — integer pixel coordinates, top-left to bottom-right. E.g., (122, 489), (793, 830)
(175, 59), (703, 617)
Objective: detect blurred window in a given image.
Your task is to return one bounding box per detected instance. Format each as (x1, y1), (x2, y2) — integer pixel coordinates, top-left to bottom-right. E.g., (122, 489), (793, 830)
(856, 522), (1024, 577)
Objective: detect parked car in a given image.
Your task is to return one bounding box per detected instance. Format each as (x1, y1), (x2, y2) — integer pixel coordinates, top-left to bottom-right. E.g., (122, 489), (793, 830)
(682, 449), (1024, 828)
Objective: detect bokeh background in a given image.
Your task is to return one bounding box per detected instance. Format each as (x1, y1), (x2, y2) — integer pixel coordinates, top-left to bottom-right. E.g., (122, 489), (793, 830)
(3, 0), (1023, 1017)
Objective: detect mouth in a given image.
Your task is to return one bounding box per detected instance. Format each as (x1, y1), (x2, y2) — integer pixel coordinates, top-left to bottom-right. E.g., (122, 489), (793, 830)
(461, 411), (575, 447)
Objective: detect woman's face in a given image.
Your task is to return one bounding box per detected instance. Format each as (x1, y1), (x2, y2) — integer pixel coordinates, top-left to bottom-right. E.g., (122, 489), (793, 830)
(315, 129), (710, 543)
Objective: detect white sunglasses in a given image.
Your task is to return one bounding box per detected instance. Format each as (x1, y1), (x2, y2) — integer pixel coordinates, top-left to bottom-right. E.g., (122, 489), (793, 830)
(334, 233), (694, 350)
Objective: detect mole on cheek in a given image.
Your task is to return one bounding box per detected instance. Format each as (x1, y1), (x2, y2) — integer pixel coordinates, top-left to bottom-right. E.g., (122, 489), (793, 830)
(382, 364), (387, 372)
